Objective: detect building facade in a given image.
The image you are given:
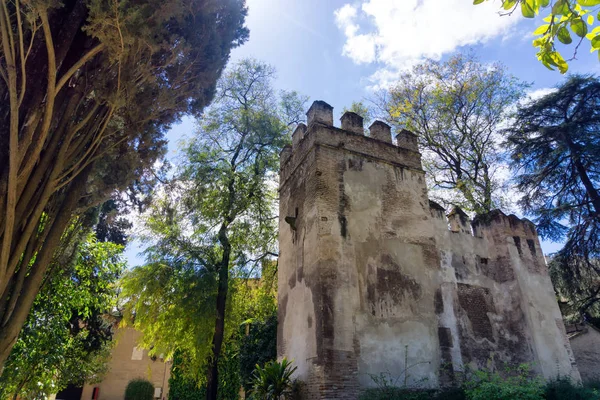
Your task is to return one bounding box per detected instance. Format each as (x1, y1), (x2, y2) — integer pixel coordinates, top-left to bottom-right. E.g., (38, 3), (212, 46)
(78, 328), (171, 400)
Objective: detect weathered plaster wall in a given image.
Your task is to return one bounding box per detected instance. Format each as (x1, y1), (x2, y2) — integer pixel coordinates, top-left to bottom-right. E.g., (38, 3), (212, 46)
(278, 101), (579, 399)
(432, 209), (579, 381)
(568, 324), (600, 383)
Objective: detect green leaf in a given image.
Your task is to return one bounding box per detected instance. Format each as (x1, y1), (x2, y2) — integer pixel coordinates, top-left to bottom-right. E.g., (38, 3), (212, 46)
(473, 0), (485, 4)
(558, 26), (573, 43)
(588, 14), (595, 24)
(540, 54), (557, 70)
(552, 0), (570, 15)
(587, 26), (600, 39)
(540, 0), (550, 6)
(571, 17), (588, 37)
(592, 34), (600, 49)
(521, 0), (536, 17)
(550, 51), (569, 73)
(577, 0), (600, 5)
(534, 24), (551, 35)
(503, 0), (517, 10)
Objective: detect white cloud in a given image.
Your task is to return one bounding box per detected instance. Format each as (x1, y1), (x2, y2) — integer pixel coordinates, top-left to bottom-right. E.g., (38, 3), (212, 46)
(525, 87), (557, 101)
(334, 0), (522, 87)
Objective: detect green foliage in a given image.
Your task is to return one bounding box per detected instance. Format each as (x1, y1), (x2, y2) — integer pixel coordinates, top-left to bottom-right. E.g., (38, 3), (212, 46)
(544, 377), (600, 399)
(240, 314), (278, 391)
(168, 346), (240, 400)
(380, 52), (527, 213)
(0, 0), (249, 371)
(121, 59), (306, 397)
(125, 379), (155, 400)
(475, 0), (600, 72)
(250, 358), (297, 400)
(238, 261), (278, 391)
(463, 364), (544, 400)
(168, 351), (205, 400)
(506, 75), (600, 320)
(0, 229), (125, 400)
(361, 365), (600, 400)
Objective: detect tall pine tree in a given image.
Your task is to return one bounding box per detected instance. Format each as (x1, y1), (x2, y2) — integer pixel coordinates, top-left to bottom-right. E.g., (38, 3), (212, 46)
(506, 75), (600, 322)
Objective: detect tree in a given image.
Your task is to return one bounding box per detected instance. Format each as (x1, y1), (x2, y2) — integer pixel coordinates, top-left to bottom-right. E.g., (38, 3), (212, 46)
(505, 74), (600, 319)
(0, 228), (125, 399)
(121, 59), (306, 400)
(0, 0), (248, 368)
(475, 0), (600, 73)
(378, 53), (528, 213)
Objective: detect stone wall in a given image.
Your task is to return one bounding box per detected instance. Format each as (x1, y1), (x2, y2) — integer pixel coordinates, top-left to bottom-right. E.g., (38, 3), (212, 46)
(278, 101), (580, 399)
(568, 324), (600, 383)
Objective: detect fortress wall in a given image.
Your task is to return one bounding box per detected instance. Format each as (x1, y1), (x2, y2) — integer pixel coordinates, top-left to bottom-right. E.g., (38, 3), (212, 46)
(278, 101), (579, 399)
(431, 206), (579, 381)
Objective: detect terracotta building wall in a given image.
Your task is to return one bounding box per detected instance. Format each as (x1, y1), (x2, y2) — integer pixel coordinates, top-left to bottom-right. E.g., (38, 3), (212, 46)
(80, 328), (171, 400)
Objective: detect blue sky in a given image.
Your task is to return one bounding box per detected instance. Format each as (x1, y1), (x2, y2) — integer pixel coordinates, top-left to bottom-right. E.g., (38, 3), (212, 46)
(123, 0), (600, 266)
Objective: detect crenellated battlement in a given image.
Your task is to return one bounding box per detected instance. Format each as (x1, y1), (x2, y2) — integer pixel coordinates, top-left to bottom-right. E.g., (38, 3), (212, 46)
(280, 100), (422, 188)
(278, 100), (579, 400)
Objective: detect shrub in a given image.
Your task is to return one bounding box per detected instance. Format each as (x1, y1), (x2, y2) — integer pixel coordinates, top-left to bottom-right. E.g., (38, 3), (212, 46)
(544, 377), (600, 400)
(250, 358), (297, 400)
(125, 379), (155, 400)
(240, 315), (277, 391)
(359, 387), (434, 400)
(463, 365), (544, 400)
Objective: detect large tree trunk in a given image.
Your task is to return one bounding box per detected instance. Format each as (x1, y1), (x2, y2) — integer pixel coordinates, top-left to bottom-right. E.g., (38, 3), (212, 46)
(206, 224), (231, 400)
(0, 169), (89, 371)
(563, 133), (600, 217)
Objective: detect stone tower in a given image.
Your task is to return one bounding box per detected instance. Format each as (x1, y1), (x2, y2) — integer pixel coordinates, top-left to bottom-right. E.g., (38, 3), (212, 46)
(277, 101), (579, 399)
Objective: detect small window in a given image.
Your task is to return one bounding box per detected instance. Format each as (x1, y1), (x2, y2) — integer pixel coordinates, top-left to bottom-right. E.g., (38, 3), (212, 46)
(131, 346), (144, 360)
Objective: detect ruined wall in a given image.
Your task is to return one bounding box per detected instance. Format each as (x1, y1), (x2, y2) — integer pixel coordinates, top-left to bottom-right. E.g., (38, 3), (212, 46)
(278, 101), (579, 400)
(568, 324), (600, 383)
(431, 208), (579, 381)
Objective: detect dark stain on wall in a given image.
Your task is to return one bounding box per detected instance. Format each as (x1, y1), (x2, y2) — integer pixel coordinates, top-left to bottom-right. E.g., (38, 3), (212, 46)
(513, 236), (523, 256)
(277, 293), (289, 356)
(452, 253), (469, 281)
(455, 282), (534, 370)
(366, 254), (422, 317)
(457, 283), (494, 340)
(434, 288), (444, 315)
(438, 327), (453, 348)
(526, 239), (536, 256)
(480, 255), (515, 283)
(338, 159), (349, 239)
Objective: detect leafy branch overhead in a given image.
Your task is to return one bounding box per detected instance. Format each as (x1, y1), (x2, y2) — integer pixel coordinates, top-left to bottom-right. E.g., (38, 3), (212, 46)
(475, 0), (600, 72)
(0, 0), (248, 370)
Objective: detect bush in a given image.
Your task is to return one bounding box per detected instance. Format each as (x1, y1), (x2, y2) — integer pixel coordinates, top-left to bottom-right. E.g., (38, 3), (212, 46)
(359, 387), (434, 400)
(168, 347), (240, 400)
(240, 314), (277, 391)
(125, 379), (155, 400)
(250, 358), (297, 400)
(360, 387), (467, 400)
(544, 377), (600, 400)
(463, 365), (544, 400)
